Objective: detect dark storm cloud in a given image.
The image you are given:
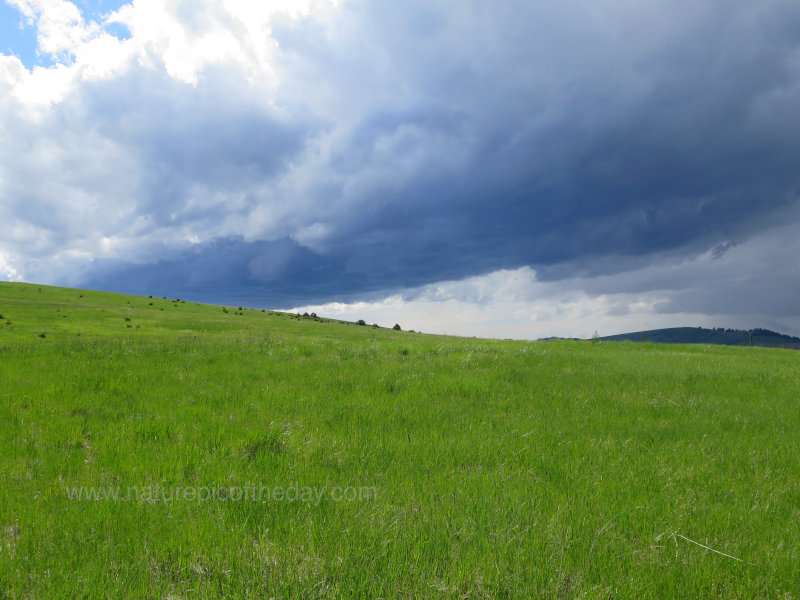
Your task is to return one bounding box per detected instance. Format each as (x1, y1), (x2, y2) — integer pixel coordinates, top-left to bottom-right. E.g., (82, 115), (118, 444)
(230, 0), (800, 301)
(88, 237), (374, 307)
(6, 0), (800, 316)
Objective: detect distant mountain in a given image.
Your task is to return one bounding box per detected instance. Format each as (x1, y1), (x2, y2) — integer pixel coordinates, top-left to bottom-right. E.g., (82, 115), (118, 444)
(597, 327), (800, 349)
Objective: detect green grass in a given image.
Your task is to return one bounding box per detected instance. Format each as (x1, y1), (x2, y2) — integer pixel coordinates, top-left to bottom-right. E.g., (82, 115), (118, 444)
(1, 282), (799, 598)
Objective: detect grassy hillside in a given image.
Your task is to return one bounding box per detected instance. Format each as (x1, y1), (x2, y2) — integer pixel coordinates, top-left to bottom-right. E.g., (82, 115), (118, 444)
(599, 326), (800, 349)
(1, 282), (799, 598)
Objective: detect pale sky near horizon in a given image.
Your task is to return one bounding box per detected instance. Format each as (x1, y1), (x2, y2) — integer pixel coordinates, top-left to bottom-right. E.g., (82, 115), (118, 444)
(2, 0), (800, 339)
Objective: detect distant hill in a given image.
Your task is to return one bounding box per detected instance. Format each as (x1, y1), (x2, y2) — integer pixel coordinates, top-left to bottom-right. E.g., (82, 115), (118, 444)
(597, 327), (800, 349)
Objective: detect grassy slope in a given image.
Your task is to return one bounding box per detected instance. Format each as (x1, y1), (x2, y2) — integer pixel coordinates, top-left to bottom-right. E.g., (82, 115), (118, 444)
(1, 282), (798, 599)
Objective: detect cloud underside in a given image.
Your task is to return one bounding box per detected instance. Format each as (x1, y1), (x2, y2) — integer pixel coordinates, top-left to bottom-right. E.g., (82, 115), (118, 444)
(2, 0), (800, 335)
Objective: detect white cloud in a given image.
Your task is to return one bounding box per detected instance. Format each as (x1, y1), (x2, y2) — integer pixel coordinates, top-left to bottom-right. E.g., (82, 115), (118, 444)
(10, 61), (76, 108)
(0, 251), (23, 282)
(0, 55), (27, 90)
(8, 0), (94, 58)
(286, 282), (779, 341)
(284, 267), (690, 340)
(1, 0), (342, 108)
(2, 0), (131, 110)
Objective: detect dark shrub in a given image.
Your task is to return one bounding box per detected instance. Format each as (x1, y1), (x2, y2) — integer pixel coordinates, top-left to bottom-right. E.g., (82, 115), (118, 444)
(393, 324), (401, 331)
(357, 319), (366, 326)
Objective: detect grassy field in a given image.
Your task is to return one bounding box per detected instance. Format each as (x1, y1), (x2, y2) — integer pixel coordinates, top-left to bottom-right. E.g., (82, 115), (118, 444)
(1, 281), (799, 598)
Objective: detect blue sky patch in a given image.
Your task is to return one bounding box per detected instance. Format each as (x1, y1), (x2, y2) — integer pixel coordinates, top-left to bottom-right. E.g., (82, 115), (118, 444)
(105, 21), (131, 41)
(73, 0), (131, 23)
(0, 1), (44, 68)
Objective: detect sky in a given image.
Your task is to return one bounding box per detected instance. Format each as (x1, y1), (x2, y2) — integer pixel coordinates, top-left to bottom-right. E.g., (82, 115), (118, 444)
(1, 0), (800, 339)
